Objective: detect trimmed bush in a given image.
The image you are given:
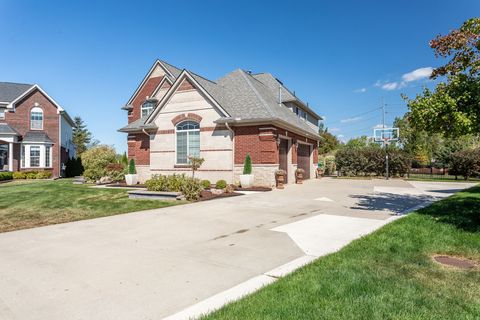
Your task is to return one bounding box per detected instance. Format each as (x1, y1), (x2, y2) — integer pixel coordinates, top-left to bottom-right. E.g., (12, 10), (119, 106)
(201, 179), (211, 189)
(449, 148), (480, 180)
(65, 157), (84, 177)
(0, 172), (13, 181)
(215, 179), (227, 189)
(243, 154), (252, 175)
(13, 171), (27, 179)
(36, 171), (52, 179)
(106, 163), (125, 182)
(128, 159), (136, 175)
(25, 171), (38, 179)
(145, 174), (203, 201)
(82, 145), (117, 182)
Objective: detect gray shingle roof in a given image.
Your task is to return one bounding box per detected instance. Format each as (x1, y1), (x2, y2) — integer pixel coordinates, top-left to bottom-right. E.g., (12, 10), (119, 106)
(122, 60), (320, 138)
(0, 82), (33, 103)
(0, 123), (20, 135)
(118, 116), (157, 133)
(23, 131), (54, 143)
(158, 60), (182, 79)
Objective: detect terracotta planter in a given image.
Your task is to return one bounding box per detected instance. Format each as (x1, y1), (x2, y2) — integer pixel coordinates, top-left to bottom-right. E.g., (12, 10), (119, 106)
(275, 173), (285, 189)
(316, 168), (324, 179)
(295, 172), (304, 184)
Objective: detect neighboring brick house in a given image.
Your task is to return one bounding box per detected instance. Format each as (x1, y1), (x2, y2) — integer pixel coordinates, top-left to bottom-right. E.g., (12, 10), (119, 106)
(0, 82), (75, 177)
(119, 60), (321, 186)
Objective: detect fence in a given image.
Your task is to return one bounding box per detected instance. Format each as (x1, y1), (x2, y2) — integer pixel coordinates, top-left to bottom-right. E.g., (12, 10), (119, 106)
(408, 167), (480, 181)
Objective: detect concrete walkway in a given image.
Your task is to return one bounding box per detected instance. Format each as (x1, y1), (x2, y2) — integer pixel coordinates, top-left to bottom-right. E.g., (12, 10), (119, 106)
(0, 178), (474, 320)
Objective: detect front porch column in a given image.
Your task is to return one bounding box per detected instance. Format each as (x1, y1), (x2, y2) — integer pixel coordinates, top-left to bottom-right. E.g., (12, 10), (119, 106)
(8, 142), (13, 171)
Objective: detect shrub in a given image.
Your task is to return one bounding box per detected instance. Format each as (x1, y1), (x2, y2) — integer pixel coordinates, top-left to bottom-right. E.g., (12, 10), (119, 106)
(145, 174), (203, 201)
(243, 154), (252, 175)
(201, 179), (211, 189)
(81, 145), (117, 182)
(216, 179), (227, 189)
(13, 171), (26, 179)
(65, 157), (84, 177)
(36, 171), (52, 179)
(188, 155), (205, 178)
(128, 159), (136, 175)
(324, 155), (336, 175)
(0, 171), (13, 181)
(106, 163), (125, 182)
(25, 171), (38, 179)
(449, 148), (480, 180)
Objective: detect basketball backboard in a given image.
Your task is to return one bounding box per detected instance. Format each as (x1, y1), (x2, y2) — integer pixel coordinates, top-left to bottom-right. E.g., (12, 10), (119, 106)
(374, 127), (399, 142)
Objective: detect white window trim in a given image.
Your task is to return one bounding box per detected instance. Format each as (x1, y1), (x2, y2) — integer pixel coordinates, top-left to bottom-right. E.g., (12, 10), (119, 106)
(0, 109), (5, 120)
(141, 101), (155, 118)
(30, 107), (44, 130)
(175, 121), (200, 165)
(21, 144), (53, 169)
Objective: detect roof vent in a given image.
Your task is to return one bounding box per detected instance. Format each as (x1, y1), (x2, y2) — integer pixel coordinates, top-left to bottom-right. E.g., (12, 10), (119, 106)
(246, 70), (252, 74)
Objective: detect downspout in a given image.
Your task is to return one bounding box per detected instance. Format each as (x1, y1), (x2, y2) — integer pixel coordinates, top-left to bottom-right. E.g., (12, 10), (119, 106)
(225, 122), (235, 183)
(58, 113), (62, 178)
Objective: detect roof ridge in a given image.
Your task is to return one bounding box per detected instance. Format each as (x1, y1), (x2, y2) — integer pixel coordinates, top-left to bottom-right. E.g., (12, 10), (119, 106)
(188, 70), (217, 84)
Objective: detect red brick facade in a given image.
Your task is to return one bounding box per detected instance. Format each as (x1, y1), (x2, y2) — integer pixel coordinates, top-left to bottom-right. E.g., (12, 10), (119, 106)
(233, 125), (319, 166)
(129, 76), (164, 123)
(127, 133), (150, 165)
(2, 89), (63, 176)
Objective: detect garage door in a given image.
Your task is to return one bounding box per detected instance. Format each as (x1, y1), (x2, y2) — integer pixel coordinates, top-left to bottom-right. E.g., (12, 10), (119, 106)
(297, 144), (311, 179)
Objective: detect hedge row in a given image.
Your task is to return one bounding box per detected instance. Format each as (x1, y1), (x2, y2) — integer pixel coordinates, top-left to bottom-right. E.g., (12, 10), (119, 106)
(449, 148), (480, 180)
(145, 174), (203, 201)
(0, 172), (13, 181)
(13, 171), (52, 179)
(336, 147), (409, 177)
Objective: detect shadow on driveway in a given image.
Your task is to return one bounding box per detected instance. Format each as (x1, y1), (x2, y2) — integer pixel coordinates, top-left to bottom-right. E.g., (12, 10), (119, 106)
(349, 192), (435, 215)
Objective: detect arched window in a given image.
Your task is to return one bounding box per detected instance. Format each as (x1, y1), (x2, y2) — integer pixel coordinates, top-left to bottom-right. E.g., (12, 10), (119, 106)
(176, 120), (200, 164)
(30, 107), (43, 130)
(141, 100), (156, 118)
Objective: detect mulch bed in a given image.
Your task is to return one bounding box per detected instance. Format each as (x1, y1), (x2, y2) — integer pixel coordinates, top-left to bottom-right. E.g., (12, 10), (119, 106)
(234, 186), (272, 192)
(105, 182), (147, 188)
(198, 190), (243, 201)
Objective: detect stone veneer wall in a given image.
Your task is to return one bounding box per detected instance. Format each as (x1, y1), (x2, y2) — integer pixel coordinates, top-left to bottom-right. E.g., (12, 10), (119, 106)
(234, 164), (278, 187)
(136, 165), (151, 183)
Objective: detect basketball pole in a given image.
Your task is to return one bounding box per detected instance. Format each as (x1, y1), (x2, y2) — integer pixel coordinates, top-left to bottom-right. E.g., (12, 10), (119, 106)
(381, 98), (389, 180)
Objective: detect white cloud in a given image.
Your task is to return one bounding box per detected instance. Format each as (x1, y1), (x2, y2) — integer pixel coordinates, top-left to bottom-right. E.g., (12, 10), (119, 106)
(373, 124), (385, 129)
(329, 127), (340, 132)
(340, 116), (362, 124)
(381, 82), (399, 91)
(354, 88), (367, 93)
(402, 67), (433, 82)
(337, 134), (345, 138)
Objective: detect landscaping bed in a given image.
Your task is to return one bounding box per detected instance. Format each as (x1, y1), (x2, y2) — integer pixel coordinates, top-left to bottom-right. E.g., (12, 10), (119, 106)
(198, 190), (242, 201)
(234, 186), (272, 192)
(203, 186), (480, 320)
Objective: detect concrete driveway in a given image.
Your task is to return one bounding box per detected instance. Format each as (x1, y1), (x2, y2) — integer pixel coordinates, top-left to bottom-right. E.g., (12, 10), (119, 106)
(0, 178), (474, 320)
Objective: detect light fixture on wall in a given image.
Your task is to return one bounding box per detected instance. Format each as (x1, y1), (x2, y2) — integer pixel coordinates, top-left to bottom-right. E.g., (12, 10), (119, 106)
(276, 137), (281, 148)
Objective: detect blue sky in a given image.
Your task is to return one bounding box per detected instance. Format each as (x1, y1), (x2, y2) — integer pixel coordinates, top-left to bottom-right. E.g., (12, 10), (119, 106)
(0, 1), (477, 152)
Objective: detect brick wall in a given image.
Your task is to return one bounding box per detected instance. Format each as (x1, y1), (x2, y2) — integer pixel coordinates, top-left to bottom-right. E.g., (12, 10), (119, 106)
(127, 133), (150, 165)
(233, 125), (319, 166)
(129, 76), (164, 123)
(5, 89), (61, 176)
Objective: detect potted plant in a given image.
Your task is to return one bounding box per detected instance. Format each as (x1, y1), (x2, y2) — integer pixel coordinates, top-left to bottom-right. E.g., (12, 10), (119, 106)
(295, 168), (305, 184)
(275, 169), (286, 189)
(125, 159), (138, 185)
(316, 163), (324, 179)
(239, 154), (254, 188)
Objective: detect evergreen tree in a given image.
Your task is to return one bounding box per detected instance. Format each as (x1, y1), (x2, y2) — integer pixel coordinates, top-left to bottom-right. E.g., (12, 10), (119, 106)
(72, 116), (92, 156)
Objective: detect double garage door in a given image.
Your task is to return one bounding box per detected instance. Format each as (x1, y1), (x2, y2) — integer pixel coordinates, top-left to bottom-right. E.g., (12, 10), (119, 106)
(297, 144), (311, 179)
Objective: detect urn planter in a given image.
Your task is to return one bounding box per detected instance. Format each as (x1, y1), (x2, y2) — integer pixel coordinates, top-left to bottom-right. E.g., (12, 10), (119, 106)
(295, 169), (305, 184)
(275, 170), (286, 189)
(125, 174), (139, 186)
(239, 174), (254, 188)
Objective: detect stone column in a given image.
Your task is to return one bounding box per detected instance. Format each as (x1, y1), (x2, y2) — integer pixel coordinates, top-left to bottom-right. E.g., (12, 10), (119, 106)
(8, 142), (13, 172)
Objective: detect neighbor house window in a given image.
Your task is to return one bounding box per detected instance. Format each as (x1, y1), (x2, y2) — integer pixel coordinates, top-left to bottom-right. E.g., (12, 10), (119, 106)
(45, 146), (51, 167)
(0, 109), (5, 119)
(30, 107), (43, 130)
(141, 100), (156, 117)
(30, 146), (40, 167)
(21, 145), (25, 167)
(176, 120), (200, 164)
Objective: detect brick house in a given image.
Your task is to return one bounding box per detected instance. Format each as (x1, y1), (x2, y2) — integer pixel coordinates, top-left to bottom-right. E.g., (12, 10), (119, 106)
(0, 82), (75, 177)
(119, 60), (321, 186)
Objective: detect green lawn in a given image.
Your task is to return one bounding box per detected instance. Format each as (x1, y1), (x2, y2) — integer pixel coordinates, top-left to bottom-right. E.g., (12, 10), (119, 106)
(0, 179), (184, 233)
(204, 186), (480, 320)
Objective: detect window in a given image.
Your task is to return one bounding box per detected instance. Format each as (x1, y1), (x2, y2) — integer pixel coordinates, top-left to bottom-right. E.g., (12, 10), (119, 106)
(141, 101), (156, 118)
(45, 146), (51, 167)
(176, 121), (200, 164)
(0, 109), (5, 119)
(30, 107), (43, 130)
(30, 146), (40, 167)
(21, 145), (25, 167)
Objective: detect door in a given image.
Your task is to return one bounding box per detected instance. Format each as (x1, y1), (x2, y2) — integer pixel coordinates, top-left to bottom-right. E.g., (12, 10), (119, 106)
(279, 139), (288, 183)
(0, 144), (8, 170)
(297, 143), (311, 179)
